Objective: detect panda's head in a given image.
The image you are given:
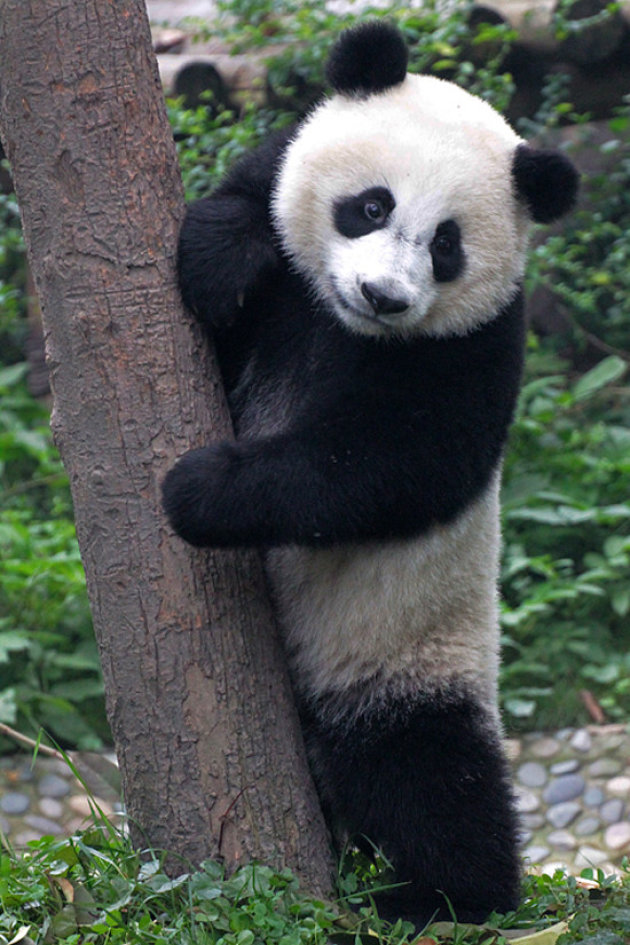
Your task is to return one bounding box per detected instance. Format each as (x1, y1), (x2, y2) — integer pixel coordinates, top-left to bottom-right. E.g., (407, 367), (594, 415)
(272, 21), (578, 339)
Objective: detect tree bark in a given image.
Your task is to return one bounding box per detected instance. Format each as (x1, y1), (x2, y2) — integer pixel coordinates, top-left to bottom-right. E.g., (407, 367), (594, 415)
(0, 0), (332, 892)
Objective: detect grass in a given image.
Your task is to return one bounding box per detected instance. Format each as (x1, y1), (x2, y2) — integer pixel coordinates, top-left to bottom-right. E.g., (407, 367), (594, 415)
(1, 814), (629, 945)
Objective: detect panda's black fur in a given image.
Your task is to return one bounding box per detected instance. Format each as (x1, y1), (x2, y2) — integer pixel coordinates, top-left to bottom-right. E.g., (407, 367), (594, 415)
(163, 22), (578, 928)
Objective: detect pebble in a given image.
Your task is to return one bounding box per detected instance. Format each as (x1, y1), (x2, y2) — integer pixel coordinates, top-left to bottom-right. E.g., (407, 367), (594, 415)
(588, 758), (621, 778)
(531, 737), (560, 759)
(546, 801), (581, 829)
(543, 774), (585, 805)
(518, 762), (548, 788)
(522, 813), (546, 829)
(570, 729), (592, 753)
(547, 829), (577, 850)
(38, 774), (71, 798)
(550, 759), (580, 776)
(0, 791), (30, 815)
(24, 814), (63, 836)
(39, 797), (64, 819)
(604, 822), (630, 851)
(600, 798), (625, 823)
(583, 786), (606, 807)
(515, 787), (540, 813)
(575, 846), (610, 869)
(524, 844), (551, 864)
(575, 815), (600, 836)
(607, 776), (630, 796)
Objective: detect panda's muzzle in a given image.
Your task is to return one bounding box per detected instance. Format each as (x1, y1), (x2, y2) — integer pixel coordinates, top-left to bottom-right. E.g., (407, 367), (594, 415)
(360, 281), (410, 316)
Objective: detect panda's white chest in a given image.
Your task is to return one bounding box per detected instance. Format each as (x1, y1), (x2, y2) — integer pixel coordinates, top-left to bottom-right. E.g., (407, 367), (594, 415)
(265, 475), (502, 712)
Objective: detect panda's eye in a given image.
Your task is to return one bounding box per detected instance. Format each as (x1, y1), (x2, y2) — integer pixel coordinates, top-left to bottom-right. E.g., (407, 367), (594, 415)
(430, 219), (464, 283)
(334, 186), (395, 239)
(364, 200), (385, 222)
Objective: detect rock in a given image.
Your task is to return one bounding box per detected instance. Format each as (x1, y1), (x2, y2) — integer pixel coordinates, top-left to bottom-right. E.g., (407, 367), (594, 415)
(38, 773), (71, 798)
(600, 798), (625, 824)
(607, 776), (630, 796)
(523, 844), (550, 864)
(603, 822), (630, 851)
(531, 737), (560, 759)
(39, 797), (64, 819)
(24, 815), (63, 836)
(543, 774), (585, 805)
(583, 786), (606, 807)
(575, 815), (600, 836)
(588, 759), (621, 778)
(570, 729), (592, 753)
(575, 845), (609, 869)
(0, 792), (30, 815)
(518, 761), (548, 788)
(546, 801), (581, 829)
(515, 787), (540, 813)
(550, 759), (580, 776)
(68, 794), (93, 817)
(0, 816), (10, 835)
(522, 813), (546, 829)
(504, 738), (521, 761)
(547, 829), (577, 850)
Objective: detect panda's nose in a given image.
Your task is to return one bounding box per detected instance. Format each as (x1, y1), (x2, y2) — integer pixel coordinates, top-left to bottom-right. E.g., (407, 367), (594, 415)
(361, 282), (409, 316)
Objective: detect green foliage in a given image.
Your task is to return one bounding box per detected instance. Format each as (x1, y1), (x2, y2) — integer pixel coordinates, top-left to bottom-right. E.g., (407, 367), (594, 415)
(500, 349), (630, 728)
(0, 364), (106, 750)
(0, 181), (27, 365)
(1, 822), (629, 944)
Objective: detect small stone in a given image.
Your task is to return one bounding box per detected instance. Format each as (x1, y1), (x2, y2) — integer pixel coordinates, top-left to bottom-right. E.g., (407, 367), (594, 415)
(515, 787), (540, 814)
(570, 729), (592, 753)
(523, 844), (550, 864)
(588, 759), (621, 778)
(518, 762), (548, 788)
(23, 815), (63, 836)
(547, 829), (577, 850)
(0, 816), (10, 835)
(38, 797), (64, 819)
(543, 774), (585, 805)
(504, 738), (521, 762)
(546, 801), (581, 829)
(16, 763), (35, 783)
(68, 794), (93, 817)
(584, 786), (606, 807)
(604, 822), (630, 851)
(531, 737), (560, 759)
(541, 861), (570, 876)
(556, 728), (575, 741)
(550, 759), (580, 776)
(607, 776), (630, 796)
(575, 846), (609, 869)
(0, 792), (30, 815)
(522, 813), (546, 829)
(600, 798), (625, 824)
(38, 773), (71, 798)
(518, 829), (533, 845)
(13, 830), (40, 846)
(575, 816), (600, 836)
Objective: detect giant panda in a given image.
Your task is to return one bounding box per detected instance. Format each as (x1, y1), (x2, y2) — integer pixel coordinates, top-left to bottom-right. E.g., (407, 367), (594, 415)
(163, 21), (578, 928)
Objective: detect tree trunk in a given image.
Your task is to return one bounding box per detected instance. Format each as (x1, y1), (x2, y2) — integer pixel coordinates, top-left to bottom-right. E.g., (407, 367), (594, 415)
(0, 0), (332, 892)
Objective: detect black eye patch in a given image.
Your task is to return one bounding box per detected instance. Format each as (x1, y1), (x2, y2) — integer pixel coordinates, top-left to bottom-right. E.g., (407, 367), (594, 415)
(333, 187), (395, 239)
(430, 219), (464, 283)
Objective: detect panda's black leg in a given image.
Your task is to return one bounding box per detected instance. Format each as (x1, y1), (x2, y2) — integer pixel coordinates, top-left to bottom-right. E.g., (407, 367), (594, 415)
(301, 688), (521, 929)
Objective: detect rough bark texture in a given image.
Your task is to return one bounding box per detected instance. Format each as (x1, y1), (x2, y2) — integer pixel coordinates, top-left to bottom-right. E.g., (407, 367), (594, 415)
(0, 0), (333, 891)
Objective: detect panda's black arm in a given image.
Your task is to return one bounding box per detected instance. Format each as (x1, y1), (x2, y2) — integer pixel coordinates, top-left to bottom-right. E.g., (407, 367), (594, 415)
(177, 127), (295, 332)
(161, 415), (503, 549)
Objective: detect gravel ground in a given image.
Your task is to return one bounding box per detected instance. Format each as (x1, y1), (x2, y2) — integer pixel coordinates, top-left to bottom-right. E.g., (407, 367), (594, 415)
(2, 724), (629, 876)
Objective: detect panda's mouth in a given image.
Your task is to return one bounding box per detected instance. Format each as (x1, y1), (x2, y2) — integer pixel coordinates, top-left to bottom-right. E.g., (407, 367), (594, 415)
(330, 280), (404, 330)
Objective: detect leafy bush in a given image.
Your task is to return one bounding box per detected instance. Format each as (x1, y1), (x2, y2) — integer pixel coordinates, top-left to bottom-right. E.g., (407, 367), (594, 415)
(0, 363), (107, 750)
(501, 349), (630, 728)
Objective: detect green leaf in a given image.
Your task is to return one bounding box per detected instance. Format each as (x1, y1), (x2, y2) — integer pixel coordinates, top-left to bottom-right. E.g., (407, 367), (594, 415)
(572, 356), (627, 401)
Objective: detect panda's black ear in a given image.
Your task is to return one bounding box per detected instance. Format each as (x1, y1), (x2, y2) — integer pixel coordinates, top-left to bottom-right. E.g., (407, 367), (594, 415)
(326, 21), (408, 97)
(512, 144), (579, 224)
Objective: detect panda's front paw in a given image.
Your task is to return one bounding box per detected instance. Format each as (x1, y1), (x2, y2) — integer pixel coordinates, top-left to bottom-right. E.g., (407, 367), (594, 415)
(161, 443), (237, 547)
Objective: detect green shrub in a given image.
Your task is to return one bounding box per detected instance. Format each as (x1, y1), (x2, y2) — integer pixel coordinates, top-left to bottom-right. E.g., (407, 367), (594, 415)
(0, 363), (107, 749)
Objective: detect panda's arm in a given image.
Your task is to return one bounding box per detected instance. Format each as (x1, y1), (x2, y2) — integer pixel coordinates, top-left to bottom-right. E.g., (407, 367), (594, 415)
(161, 412), (502, 549)
(177, 127), (295, 332)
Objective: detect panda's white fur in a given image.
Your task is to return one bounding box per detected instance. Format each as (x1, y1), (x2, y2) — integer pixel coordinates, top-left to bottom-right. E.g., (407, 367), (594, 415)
(266, 472), (502, 724)
(273, 73), (531, 339)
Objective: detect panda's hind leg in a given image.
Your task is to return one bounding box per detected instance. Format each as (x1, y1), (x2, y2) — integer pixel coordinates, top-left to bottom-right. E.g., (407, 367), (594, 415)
(301, 687), (521, 930)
